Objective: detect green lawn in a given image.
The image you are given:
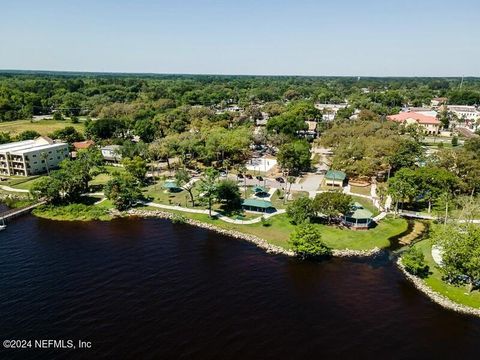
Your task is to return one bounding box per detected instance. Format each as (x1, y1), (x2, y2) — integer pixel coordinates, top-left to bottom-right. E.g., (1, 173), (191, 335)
(88, 166), (125, 188)
(411, 239), (480, 309)
(270, 190), (309, 209)
(0, 119), (85, 136)
(349, 185), (372, 197)
(1, 175), (44, 190)
(351, 195), (380, 217)
(137, 206), (408, 251)
(33, 202), (111, 221)
(143, 181), (198, 207)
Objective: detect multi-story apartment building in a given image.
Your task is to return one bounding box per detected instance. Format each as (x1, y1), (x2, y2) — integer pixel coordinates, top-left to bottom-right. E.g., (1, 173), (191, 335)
(447, 105), (480, 122)
(0, 136), (69, 176)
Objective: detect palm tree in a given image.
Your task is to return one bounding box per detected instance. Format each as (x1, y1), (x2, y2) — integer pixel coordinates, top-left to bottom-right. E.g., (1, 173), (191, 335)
(284, 176), (295, 204)
(175, 168), (195, 207)
(198, 168), (219, 217)
(235, 164), (248, 199)
(40, 151), (50, 175)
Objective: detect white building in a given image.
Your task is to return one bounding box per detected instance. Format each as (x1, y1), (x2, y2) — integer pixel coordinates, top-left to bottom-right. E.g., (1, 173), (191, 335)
(314, 103), (348, 121)
(101, 145), (122, 162)
(0, 137), (69, 176)
(447, 105), (480, 123)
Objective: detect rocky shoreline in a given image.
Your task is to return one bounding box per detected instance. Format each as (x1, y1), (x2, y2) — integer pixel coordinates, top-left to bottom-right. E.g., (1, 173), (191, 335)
(397, 258), (480, 318)
(123, 209), (383, 258)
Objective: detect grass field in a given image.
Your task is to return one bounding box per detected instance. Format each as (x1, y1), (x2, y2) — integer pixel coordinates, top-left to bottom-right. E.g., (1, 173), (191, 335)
(3, 176), (44, 190)
(88, 166), (125, 188)
(0, 119), (85, 136)
(351, 195), (380, 216)
(137, 205), (408, 251)
(411, 239), (480, 309)
(33, 201), (111, 221)
(349, 185), (372, 197)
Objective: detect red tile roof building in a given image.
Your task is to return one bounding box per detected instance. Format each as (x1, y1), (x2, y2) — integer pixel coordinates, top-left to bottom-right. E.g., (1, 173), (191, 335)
(73, 140), (95, 150)
(387, 112), (441, 135)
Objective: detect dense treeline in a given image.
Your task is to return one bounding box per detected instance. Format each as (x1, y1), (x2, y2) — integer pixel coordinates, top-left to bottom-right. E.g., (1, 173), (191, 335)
(1, 72), (480, 121)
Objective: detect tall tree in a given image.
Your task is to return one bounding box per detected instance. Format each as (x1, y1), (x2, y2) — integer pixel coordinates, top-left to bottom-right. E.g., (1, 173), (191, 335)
(288, 223), (330, 259)
(198, 168), (219, 217)
(277, 140), (311, 175)
(432, 224), (480, 292)
(175, 168), (195, 207)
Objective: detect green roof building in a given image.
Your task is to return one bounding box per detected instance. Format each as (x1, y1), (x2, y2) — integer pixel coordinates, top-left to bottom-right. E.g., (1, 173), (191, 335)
(242, 199), (275, 213)
(163, 180), (182, 192)
(252, 185), (267, 193)
(342, 202), (373, 229)
(325, 170), (347, 187)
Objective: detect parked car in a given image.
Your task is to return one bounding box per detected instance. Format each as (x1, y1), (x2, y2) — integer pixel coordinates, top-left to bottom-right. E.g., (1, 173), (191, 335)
(237, 173), (244, 179)
(256, 176), (263, 181)
(275, 177), (285, 183)
(219, 171), (227, 177)
(246, 174), (253, 179)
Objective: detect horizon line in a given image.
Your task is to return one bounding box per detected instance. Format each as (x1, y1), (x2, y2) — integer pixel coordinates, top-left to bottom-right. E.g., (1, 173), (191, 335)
(0, 68), (477, 79)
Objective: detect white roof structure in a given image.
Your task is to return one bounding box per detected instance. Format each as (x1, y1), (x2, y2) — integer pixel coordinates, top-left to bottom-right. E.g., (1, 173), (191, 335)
(0, 137), (66, 155)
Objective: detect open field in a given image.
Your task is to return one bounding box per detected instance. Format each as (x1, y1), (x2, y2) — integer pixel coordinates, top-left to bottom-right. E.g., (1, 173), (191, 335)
(1, 175), (43, 190)
(0, 119), (85, 136)
(349, 185), (372, 197)
(137, 206), (408, 251)
(412, 239), (480, 309)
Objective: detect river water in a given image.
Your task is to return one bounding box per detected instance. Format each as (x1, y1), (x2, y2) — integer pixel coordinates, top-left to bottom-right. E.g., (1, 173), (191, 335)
(0, 215), (479, 359)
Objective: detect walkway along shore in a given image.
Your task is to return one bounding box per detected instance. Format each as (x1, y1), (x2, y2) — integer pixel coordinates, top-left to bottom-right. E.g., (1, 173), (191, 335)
(124, 208), (383, 258)
(396, 258), (480, 318)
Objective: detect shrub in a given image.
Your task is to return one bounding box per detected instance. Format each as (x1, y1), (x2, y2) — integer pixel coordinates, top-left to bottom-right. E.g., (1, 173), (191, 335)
(288, 223), (331, 259)
(171, 214), (187, 224)
(451, 136), (458, 147)
(402, 247), (429, 277)
(260, 216), (271, 227)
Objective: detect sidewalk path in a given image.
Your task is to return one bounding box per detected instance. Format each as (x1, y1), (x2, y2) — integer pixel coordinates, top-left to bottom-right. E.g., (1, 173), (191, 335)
(0, 185), (30, 193)
(143, 201), (286, 225)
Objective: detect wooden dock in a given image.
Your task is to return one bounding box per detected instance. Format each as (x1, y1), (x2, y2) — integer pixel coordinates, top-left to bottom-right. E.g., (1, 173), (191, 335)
(0, 201), (45, 222)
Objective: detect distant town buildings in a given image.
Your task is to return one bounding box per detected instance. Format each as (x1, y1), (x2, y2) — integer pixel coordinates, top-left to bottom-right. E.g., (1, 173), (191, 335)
(387, 111), (441, 135)
(0, 137), (69, 176)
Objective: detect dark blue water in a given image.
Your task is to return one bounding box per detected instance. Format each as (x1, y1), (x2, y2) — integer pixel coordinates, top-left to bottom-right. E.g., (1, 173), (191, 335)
(0, 214), (479, 359)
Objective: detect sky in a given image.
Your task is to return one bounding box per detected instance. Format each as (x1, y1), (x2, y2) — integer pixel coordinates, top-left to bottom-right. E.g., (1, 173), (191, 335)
(1, 0), (479, 76)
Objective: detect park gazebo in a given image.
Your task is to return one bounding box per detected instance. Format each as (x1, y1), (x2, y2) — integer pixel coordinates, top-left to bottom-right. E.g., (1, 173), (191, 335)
(163, 180), (182, 193)
(242, 199), (276, 213)
(252, 185), (269, 198)
(325, 170), (347, 187)
(342, 202), (373, 229)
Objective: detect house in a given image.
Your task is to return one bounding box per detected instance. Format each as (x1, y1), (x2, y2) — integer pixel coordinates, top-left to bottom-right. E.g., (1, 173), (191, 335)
(101, 145), (122, 162)
(324, 170), (347, 187)
(73, 140), (95, 151)
(387, 111), (441, 135)
(342, 202), (373, 229)
(241, 199), (276, 213)
(71, 140), (95, 158)
(431, 97), (448, 108)
(314, 103), (348, 121)
(0, 136), (69, 176)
